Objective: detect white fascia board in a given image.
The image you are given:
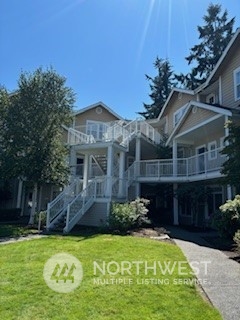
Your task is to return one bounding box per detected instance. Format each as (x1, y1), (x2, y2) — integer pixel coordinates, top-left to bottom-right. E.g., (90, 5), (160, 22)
(74, 101), (124, 120)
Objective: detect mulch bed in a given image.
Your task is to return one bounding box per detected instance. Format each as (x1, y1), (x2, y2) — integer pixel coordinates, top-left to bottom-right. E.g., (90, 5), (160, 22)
(129, 227), (175, 244)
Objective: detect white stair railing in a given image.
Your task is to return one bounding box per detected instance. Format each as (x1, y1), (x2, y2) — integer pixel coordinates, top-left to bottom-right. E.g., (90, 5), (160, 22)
(125, 162), (136, 188)
(46, 179), (82, 230)
(63, 177), (109, 233)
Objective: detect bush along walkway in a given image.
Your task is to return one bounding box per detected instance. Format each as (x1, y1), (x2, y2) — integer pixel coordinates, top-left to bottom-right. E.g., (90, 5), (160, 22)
(168, 226), (240, 320)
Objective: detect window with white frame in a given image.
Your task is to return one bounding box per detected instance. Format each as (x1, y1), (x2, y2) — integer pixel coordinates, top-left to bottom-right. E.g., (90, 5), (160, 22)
(208, 141), (217, 160)
(173, 105), (187, 127)
(234, 67), (240, 101)
(86, 120), (107, 140)
(206, 93), (215, 104)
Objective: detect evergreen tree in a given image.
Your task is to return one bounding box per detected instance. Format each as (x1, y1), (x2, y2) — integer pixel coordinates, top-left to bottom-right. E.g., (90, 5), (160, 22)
(139, 57), (175, 119)
(176, 3), (235, 89)
(0, 67), (75, 223)
(221, 121), (240, 193)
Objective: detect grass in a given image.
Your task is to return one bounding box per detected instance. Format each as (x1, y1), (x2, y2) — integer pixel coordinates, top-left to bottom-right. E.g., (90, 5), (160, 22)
(0, 233), (222, 320)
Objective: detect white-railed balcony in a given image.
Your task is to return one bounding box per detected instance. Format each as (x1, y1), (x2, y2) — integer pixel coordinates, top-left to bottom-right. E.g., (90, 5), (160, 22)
(69, 119), (162, 147)
(135, 147), (226, 182)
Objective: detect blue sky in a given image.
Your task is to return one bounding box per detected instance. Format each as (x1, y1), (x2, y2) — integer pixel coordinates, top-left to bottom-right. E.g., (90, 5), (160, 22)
(1, 0), (240, 119)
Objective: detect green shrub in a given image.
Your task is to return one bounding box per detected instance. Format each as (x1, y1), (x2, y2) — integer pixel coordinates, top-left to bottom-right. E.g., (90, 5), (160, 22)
(233, 230), (240, 252)
(213, 195), (240, 238)
(109, 198), (150, 232)
(34, 211), (47, 227)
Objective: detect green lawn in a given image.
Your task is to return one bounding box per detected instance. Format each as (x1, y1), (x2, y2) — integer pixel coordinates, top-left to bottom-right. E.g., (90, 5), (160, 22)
(0, 234), (221, 320)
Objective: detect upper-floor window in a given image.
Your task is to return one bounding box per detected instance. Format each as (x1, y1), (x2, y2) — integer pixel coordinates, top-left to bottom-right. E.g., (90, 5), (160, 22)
(208, 141), (217, 160)
(234, 67), (240, 101)
(173, 105), (187, 127)
(206, 93), (215, 104)
(86, 120), (108, 140)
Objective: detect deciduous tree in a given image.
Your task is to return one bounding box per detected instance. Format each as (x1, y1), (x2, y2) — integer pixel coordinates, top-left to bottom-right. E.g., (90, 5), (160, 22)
(0, 67), (75, 224)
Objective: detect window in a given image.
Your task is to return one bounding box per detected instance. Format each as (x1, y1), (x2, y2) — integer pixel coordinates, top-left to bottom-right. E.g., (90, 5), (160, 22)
(234, 67), (240, 101)
(173, 105), (187, 127)
(86, 120), (107, 140)
(208, 141), (217, 160)
(206, 93), (215, 104)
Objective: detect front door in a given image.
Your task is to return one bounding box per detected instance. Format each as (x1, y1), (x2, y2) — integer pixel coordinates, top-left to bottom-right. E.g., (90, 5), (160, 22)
(196, 146), (206, 174)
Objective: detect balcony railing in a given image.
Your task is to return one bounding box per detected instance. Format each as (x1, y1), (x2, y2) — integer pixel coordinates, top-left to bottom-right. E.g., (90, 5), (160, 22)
(137, 147), (226, 180)
(70, 119), (161, 146)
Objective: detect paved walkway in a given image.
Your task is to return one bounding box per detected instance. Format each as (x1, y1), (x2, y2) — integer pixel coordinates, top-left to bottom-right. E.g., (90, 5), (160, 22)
(0, 234), (46, 245)
(168, 226), (240, 320)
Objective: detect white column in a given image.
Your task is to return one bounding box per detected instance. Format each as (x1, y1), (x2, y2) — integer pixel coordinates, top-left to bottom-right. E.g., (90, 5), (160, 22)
(106, 145), (113, 197)
(173, 183), (179, 225)
(227, 185), (232, 200)
(83, 153), (90, 190)
(135, 138), (141, 198)
(16, 178), (23, 209)
(172, 140), (177, 176)
(118, 151), (125, 198)
(69, 147), (77, 182)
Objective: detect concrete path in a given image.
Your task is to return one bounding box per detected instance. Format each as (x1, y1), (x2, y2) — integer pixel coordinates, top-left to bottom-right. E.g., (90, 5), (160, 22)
(168, 226), (240, 320)
(0, 234), (46, 245)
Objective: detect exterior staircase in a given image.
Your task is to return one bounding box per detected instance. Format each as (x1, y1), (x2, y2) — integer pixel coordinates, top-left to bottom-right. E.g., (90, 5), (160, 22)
(46, 119), (162, 233)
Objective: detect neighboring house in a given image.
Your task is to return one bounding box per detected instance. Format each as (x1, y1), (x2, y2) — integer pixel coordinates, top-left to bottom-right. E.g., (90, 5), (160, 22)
(16, 29), (240, 232)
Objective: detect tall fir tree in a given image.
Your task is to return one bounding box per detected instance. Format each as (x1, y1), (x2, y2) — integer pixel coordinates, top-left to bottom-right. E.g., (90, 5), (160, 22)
(176, 3), (235, 90)
(139, 57), (175, 119)
(221, 121), (240, 193)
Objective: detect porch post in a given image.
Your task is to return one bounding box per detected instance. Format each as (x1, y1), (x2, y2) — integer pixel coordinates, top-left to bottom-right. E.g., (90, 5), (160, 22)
(173, 140), (177, 176)
(106, 144), (113, 197)
(83, 153), (90, 190)
(118, 151), (125, 198)
(135, 137), (141, 198)
(227, 185), (232, 200)
(173, 183), (179, 225)
(69, 146), (77, 182)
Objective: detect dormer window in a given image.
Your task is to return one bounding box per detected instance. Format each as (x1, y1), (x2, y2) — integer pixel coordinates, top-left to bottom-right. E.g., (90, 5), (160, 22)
(234, 67), (240, 101)
(206, 93), (215, 104)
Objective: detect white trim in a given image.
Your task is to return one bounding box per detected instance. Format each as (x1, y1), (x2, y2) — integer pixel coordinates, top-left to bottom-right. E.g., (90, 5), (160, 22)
(173, 104), (188, 127)
(173, 114), (222, 141)
(148, 88), (194, 123)
(234, 66), (240, 101)
(195, 29), (240, 92)
(166, 100), (232, 145)
(219, 76), (222, 105)
(86, 120), (108, 140)
(208, 141), (217, 160)
(74, 101), (123, 120)
(196, 144), (206, 174)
